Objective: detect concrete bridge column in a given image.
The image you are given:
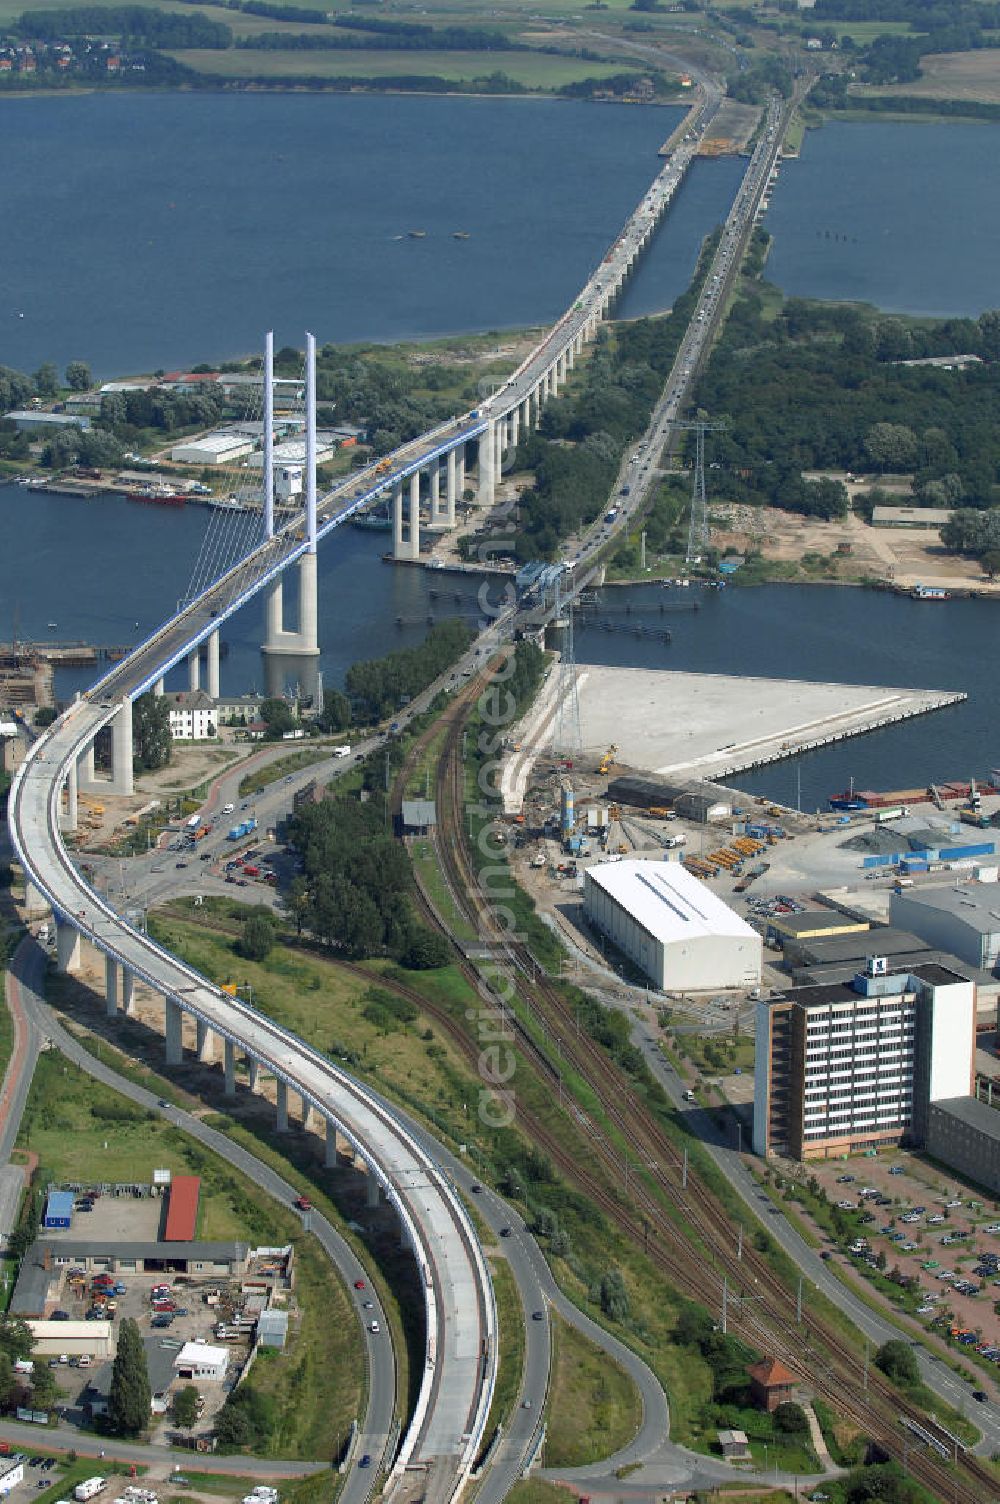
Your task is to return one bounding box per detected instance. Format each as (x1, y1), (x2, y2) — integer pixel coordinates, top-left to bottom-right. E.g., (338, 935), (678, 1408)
(510, 407), (519, 449)
(224, 1039), (236, 1097)
(196, 1019), (213, 1062)
(445, 449), (457, 528)
(407, 471), (421, 560)
(477, 424), (494, 509)
(297, 551), (319, 654)
(366, 1172), (380, 1210)
(428, 460), (444, 527)
(153, 678), (165, 697)
(302, 1095), (315, 1132)
(493, 419), (504, 485)
(247, 1057), (260, 1092)
(276, 1078), (289, 1133)
(122, 969), (135, 1017)
(110, 697), (134, 798)
(56, 920), (81, 974)
(567, 343), (576, 372)
(165, 997), (183, 1066)
(519, 398), (530, 433)
(456, 446), (465, 503)
(105, 954), (118, 1019)
(64, 759), (78, 833)
(206, 630), (220, 701)
(188, 650), (200, 693)
(78, 742), (96, 791)
(324, 1116), (338, 1169)
(392, 479), (404, 559)
(265, 577), (283, 648)
(24, 880), (46, 916)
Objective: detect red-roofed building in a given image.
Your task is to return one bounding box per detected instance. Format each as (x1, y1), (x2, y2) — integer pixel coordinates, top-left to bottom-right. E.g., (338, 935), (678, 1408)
(164, 1176), (201, 1242)
(748, 1356), (796, 1412)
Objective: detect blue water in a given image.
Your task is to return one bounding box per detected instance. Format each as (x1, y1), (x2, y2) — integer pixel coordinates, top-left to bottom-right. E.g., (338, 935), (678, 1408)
(764, 120), (1000, 317)
(0, 93), (681, 377)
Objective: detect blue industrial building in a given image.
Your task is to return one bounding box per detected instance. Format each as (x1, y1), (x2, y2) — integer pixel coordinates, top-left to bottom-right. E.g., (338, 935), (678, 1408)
(43, 1191), (74, 1230)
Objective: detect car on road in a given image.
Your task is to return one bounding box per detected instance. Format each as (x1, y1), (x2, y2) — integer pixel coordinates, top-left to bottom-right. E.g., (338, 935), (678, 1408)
(889, 1164), (904, 1175)
(353, 1279), (365, 1290)
(294, 1195), (313, 1211)
(973, 1391), (988, 1403)
(500, 1226), (511, 1238)
(175, 861), (188, 869)
(359, 1456), (372, 1469)
(369, 1321), (380, 1334)
(532, 1310), (544, 1321)
(362, 1300), (373, 1310)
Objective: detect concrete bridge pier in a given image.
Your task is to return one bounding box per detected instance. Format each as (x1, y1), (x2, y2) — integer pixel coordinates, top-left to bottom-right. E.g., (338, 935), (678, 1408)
(153, 678), (164, 697)
(122, 969), (135, 1016)
(78, 744), (96, 792)
(456, 446), (465, 503)
(366, 1172), (380, 1210)
(444, 449), (457, 528)
(62, 759), (78, 833)
(188, 650), (200, 693)
(56, 920), (81, 974)
(247, 1057), (260, 1092)
(110, 697), (134, 798)
(276, 1078), (289, 1133)
(24, 880), (47, 916)
(165, 997), (183, 1065)
(510, 407), (520, 449)
(206, 630), (221, 700)
(324, 1115), (338, 1168)
(302, 1096), (315, 1132)
(105, 954), (118, 1019)
(392, 479), (404, 556)
(428, 460), (446, 529)
(196, 1019), (213, 1062)
(262, 553), (319, 658)
(224, 1039), (236, 1097)
(407, 472), (421, 559)
(477, 424), (494, 508)
(493, 420), (504, 485)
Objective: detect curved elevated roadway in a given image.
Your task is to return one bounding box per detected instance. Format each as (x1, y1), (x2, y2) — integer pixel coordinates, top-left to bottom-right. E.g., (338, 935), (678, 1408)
(10, 704), (497, 1504)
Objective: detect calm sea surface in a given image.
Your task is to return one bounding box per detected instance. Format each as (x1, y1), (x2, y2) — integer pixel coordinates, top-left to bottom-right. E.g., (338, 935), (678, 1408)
(0, 92), (682, 377)
(763, 119), (1000, 317)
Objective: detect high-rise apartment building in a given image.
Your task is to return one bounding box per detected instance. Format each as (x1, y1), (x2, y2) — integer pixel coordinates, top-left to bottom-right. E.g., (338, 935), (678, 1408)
(753, 959), (974, 1160)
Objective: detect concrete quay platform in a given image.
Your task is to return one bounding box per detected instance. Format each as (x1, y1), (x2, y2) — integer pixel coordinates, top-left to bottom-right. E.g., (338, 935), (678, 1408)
(568, 666), (965, 783)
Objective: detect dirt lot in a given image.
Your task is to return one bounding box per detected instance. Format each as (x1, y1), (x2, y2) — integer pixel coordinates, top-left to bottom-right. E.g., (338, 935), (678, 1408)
(796, 1148), (1000, 1355)
(862, 51), (1000, 104)
(711, 484), (1000, 594)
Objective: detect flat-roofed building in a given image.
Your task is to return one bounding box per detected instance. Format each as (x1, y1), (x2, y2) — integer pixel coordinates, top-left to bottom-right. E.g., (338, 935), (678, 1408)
(583, 858), (761, 992)
(926, 1095), (1000, 1196)
(28, 1319), (115, 1358)
(892, 882), (1000, 973)
(171, 431), (255, 467)
(754, 959), (975, 1160)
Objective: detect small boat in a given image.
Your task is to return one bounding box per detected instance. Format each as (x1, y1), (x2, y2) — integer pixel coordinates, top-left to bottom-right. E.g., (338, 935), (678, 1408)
(47, 621), (57, 629)
(452, 231), (470, 240)
(408, 229), (427, 239)
(911, 584), (950, 601)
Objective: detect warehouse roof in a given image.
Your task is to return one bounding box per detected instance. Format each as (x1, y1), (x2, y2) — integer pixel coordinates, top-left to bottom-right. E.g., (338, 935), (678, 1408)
(173, 430), (253, 455)
(176, 1341), (228, 1367)
(45, 1191), (75, 1219)
(28, 1320), (113, 1341)
(586, 859), (756, 944)
(895, 883), (1000, 932)
(930, 1096), (1000, 1142)
(164, 1176), (200, 1242)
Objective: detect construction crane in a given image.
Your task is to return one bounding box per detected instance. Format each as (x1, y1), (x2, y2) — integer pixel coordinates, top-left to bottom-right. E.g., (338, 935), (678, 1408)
(666, 418), (728, 563)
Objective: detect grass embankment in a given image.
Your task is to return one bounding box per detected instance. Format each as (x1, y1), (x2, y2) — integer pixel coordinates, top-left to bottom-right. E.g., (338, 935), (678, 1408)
(237, 745), (341, 798)
(543, 1314), (641, 1467)
(147, 906), (721, 1441)
(482, 1256), (525, 1443)
(166, 48), (630, 89)
(15, 1041), (363, 1458)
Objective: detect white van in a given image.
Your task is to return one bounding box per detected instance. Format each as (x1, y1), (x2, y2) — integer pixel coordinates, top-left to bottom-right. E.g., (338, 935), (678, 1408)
(223, 803), (235, 815)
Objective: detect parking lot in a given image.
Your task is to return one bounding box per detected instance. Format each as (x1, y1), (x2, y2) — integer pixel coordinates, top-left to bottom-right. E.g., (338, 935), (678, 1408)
(803, 1149), (1000, 1358)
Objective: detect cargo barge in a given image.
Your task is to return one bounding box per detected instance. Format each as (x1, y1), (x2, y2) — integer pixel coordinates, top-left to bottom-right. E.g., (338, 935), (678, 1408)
(829, 778), (984, 811)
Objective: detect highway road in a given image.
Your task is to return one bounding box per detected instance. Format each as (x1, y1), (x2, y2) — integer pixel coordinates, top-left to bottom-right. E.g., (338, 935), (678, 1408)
(10, 703), (497, 1504)
(5, 938), (394, 1497)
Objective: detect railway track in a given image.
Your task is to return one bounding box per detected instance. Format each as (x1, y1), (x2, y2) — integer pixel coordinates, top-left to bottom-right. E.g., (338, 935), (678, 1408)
(396, 653), (1000, 1504)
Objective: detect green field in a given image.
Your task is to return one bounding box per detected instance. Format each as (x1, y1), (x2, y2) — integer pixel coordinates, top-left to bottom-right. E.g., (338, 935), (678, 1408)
(166, 47), (630, 88)
(543, 1312), (642, 1466)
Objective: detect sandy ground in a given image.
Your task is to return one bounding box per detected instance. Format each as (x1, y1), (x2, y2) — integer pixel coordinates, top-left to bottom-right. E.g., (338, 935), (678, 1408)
(712, 483), (1000, 595)
(700, 98), (760, 153)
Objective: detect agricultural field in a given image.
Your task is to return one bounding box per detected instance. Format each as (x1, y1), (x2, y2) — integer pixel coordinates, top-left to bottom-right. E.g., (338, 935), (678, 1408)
(861, 49), (1000, 104)
(165, 47), (632, 89)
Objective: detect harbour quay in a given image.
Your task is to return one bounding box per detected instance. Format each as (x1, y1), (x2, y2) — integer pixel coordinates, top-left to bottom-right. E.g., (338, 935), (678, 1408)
(570, 666), (966, 783)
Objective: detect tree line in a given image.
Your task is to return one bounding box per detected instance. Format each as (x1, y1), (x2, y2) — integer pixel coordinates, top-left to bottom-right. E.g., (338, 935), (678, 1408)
(18, 6), (232, 47)
(345, 618), (474, 723)
(692, 291), (1000, 518)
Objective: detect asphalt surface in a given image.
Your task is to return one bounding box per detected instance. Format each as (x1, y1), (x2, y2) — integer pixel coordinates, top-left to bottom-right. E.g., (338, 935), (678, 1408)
(4, 938), (392, 1496)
